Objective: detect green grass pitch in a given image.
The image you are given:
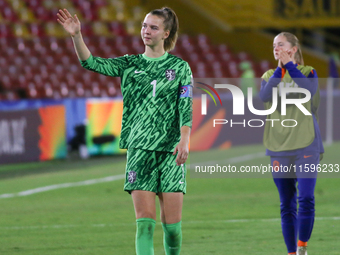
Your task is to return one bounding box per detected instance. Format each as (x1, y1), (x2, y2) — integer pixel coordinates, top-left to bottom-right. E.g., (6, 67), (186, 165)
(0, 143), (339, 254)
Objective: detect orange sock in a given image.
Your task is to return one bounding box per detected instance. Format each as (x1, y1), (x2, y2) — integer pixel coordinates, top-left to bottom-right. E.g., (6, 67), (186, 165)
(288, 253), (296, 255)
(298, 240), (308, 247)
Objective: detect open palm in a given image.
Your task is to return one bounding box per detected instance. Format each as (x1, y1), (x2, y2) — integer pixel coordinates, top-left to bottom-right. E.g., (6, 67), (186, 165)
(57, 9), (80, 36)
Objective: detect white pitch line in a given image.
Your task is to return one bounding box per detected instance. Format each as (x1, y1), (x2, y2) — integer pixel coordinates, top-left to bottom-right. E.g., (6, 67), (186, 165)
(0, 152), (267, 199)
(0, 175), (125, 199)
(1, 217), (339, 230)
(184, 216), (340, 224)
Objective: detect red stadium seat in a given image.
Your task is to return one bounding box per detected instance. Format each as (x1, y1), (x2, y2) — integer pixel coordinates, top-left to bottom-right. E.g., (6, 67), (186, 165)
(93, 0), (107, 8)
(91, 82), (101, 97)
(23, 66), (33, 80)
(4, 91), (19, 100)
(0, 0), (9, 8)
(60, 55), (71, 65)
(212, 61), (227, 78)
(17, 74), (27, 88)
(0, 56), (6, 68)
(26, 83), (40, 99)
(237, 51), (252, 62)
(0, 0), (273, 100)
(29, 23), (46, 37)
(2, 7), (19, 22)
(33, 74), (44, 88)
(22, 47), (32, 59)
(81, 22), (94, 37)
(82, 9), (97, 22)
(48, 73), (59, 88)
(101, 82), (117, 97)
(0, 23), (14, 38)
(117, 45), (129, 56)
(197, 34), (212, 47)
(8, 64), (18, 79)
(219, 52), (236, 63)
(49, 41), (61, 53)
(1, 75), (12, 90)
(75, 82), (85, 97)
(42, 82), (54, 98)
(66, 87), (76, 98)
(0, 37), (9, 48)
(69, 64), (80, 73)
(14, 55), (24, 67)
(39, 65), (49, 80)
(52, 90), (62, 100)
(217, 44), (232, 54)
(74, 0), (92, 10)
(194, 62), (207, 78)
(83, 88), (93, 98)
(98, 36), (109, 47)
(34, 6), (50, 22)
(65, 73), (77, 88)
(108, 21), (127, 36)
(98, 73), (110, 83)
(59, 82), (69, 98)
(28, 55), (39, 67)
(24, 0), (42, 8)
(227, 61), (240, 78)
(33, 42), (48, 55)
(53, 64), (65, 77)
(204, 53), (216, 63)
(260, 60), (272, 72)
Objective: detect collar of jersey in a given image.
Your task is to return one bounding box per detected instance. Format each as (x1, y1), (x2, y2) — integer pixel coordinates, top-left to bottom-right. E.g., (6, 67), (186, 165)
(142, 52), (168, 61)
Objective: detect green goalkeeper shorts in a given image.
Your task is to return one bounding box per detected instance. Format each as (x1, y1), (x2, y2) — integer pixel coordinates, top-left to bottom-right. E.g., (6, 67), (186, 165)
(124, 148), (186, 194)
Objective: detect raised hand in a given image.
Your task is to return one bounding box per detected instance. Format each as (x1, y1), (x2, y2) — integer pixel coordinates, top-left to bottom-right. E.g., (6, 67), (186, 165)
(57, 9), (81, 36)
(278, 49), (294, 66)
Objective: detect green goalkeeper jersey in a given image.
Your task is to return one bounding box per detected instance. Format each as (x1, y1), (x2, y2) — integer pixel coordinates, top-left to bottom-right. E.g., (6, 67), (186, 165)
(80, 52), (193, 152)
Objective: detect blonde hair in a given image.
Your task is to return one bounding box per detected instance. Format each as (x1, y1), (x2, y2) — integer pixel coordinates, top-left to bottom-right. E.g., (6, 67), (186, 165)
(149, 7), (179, 52)
(277, 32), (304, 65)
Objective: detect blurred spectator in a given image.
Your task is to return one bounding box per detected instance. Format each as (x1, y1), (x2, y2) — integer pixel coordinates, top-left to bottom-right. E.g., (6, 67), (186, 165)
(239, 61), (258, 96)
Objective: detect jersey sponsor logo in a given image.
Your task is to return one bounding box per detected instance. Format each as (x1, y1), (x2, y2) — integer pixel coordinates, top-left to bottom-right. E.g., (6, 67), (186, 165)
(179, 85), (193, 98)
(304, 155), (313, 158)
(134, 70), (144, 74)
(165, 69), (176, 81)
(128, 171), (137, 183)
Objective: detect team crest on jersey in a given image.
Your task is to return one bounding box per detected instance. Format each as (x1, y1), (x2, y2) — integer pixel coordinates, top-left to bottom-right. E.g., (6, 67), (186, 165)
(165, 69), (176, 81)
(128, 171), (137, 183)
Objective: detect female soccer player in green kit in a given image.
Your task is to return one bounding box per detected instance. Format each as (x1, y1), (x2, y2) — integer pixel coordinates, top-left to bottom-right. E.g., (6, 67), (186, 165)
(57, 7), (192, 255)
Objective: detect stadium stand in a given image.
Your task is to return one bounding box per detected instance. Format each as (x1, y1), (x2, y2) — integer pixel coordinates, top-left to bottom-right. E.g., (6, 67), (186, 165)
(0, 0), (273, 100)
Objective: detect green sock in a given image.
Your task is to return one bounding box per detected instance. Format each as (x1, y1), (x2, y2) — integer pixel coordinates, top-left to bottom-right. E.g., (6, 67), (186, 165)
(136, 218), (156, 255)
(162, 221), (182, 255)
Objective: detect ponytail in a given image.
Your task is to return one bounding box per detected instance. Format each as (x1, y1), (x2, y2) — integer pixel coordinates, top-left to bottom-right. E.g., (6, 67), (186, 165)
(149, 7), (179, 52)
(295, 47), (304, 65)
